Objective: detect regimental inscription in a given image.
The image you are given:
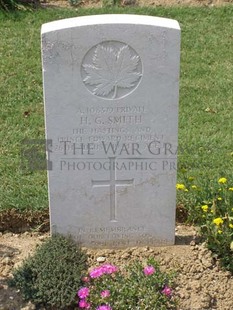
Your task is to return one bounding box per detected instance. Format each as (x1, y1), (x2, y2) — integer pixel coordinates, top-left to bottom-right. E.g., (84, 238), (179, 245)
(81, 41), (142, 100)
(92, 157), (134, 222)
(72, 225), (172, 248)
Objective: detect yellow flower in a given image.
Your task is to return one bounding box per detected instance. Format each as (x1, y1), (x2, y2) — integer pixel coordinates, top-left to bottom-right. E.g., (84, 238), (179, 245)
(228, 187), (233, 191)
(201, 205), (208, 212)
(191, 185), (197, 189)
(213, 217), (224, 226)
(176, 183), (186, 190)
(217, 197), (222, 201)
(218, 177), (227, 184)
(229, 224), (233, 229)
(217, 230), (223, 234)
(184, 189), (189, 192)
(188, 176), (195, 181)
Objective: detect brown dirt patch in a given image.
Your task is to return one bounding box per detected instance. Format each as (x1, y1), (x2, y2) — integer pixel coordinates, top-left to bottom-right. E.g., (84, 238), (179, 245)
(0, 209), (49, 233)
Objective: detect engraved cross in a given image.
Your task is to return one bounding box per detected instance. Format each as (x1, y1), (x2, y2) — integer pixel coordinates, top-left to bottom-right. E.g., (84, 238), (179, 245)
(92, 157), (134, 222)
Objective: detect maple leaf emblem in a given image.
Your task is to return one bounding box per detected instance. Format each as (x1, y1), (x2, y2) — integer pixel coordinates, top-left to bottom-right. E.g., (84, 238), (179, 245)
(82, 44), (142, 99)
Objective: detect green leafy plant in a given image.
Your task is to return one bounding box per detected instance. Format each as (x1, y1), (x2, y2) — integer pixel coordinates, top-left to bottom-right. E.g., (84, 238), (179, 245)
(176, 176), (233, 273)
(199, 178), (233, 272)
(9, 234), (87, 309)
(77, 259), (176, 309)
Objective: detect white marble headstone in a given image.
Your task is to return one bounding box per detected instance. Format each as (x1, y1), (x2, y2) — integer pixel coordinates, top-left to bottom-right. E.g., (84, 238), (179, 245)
(41, 14), (180, 248)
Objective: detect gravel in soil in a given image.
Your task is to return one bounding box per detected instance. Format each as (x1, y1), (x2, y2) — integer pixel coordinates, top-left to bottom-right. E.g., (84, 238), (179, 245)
(0, 226), (233, 310)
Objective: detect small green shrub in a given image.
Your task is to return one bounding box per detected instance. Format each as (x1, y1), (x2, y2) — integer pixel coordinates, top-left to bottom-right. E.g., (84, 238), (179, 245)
(9, 234), (87, 309)
(77, 259), (177, 309)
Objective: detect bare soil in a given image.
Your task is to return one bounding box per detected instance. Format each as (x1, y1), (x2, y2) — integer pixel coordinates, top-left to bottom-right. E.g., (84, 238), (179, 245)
(1, 225), (233, 310)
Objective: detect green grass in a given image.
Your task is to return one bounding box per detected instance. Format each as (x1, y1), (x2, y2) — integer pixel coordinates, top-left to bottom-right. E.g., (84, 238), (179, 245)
(0, 5), (233, 212)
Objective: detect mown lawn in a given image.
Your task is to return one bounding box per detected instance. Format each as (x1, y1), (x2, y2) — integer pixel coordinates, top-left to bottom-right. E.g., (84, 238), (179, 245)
(0, 5), (232, 212)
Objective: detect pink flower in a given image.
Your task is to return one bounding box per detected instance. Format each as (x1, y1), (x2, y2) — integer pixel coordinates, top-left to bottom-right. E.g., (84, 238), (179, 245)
(89, 264), (118, 278)
(101, 290), (110, 298)
(96, 305), (112, 310)
(77, 287), (90, 299)
(143, 265), (155, 276)
(102, 264), (118, 274)
(89, 266), (105, 278)
(78, 299), (91, 309)
(161, 285), (172, 297)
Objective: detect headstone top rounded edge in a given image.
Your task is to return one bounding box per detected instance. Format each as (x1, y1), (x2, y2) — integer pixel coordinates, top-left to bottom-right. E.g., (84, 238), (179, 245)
(41, 14), (180, 35)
